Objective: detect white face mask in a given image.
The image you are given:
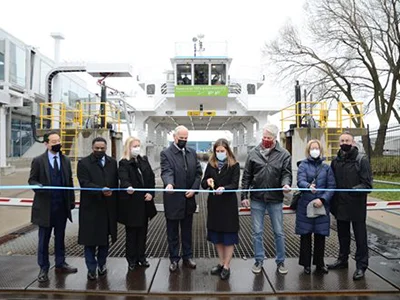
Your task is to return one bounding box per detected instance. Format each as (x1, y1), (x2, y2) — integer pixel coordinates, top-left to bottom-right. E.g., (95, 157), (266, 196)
(131, 147), (141, 157)
(310, 149), (320, 159)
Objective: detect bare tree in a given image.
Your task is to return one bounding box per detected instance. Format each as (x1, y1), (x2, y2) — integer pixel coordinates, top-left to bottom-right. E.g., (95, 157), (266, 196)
(264, 0), (400, 156)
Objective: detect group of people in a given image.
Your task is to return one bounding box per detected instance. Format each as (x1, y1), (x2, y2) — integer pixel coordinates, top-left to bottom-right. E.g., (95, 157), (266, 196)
(28, 123), (372, 284)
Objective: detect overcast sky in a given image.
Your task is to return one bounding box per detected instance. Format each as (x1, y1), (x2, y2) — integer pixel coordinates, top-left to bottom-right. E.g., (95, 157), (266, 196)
(1, 0), (307, 140)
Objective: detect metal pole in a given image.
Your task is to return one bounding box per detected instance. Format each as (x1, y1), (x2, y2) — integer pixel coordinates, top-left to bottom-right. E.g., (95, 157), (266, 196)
(100, 82), (106, 128)
(295, 81), (301, 127)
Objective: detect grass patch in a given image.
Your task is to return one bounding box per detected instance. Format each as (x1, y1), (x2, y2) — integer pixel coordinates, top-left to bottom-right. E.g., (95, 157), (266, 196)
(371, 174), (400, 201)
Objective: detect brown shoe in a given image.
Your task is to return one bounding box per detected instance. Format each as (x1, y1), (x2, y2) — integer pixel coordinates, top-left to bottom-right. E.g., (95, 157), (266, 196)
(55, 263), (78, 273)
(183, 259), (196, 269)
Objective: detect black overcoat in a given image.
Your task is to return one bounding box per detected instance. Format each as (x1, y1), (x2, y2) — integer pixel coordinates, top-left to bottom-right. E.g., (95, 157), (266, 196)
(160, 144), (202, 220)
(77, 153), (118, 246)
(201, 162), (240, 232)
(118, 156), (156, 227)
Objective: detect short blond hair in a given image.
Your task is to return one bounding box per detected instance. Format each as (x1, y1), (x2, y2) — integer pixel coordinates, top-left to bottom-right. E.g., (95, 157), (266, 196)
(121, 136), (141, 160)
(305, 139), (324, 157)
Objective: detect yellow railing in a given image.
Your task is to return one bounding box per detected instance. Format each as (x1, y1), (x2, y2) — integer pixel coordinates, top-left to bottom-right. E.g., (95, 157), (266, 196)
(280, 100), (364, 160)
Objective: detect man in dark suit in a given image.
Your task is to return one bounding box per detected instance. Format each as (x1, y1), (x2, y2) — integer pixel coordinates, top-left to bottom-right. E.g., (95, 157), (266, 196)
(77, 137), (118, 280)
(28, 131), (77, 283)
(160, 125), (203, 272)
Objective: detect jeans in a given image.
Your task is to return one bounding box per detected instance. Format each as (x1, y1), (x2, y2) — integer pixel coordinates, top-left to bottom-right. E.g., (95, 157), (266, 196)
(251, 200), (285, 265)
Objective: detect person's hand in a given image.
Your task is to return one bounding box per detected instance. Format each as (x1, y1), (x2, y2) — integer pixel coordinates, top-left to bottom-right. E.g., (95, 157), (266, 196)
(215, 187), (225, 195)
(313, 199), (323, 208)
(241, 199), (250, 207)
(144, 193), (153, 201)
(102, 187), (112, 197)
(282, 185), (291, 194)
(207, 178), (215, 189)
(310, 183), (317, 194)
(165, 184), (174, 194)
(126, 186), (135, 195)
(185, 190), (195, 198)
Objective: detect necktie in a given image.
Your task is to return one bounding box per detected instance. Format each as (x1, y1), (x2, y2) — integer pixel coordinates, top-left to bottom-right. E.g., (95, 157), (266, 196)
(182, 150), (188, 171)
(53, 156), (60, 174)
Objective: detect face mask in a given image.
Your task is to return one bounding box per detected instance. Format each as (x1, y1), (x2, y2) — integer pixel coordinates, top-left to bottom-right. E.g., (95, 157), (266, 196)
(93, 151), (106, 159)
(262, 139), (274, 149)
(216, 152), (227, 161)
(177, 139), (187, 149)
(131, 147), (140, 157)
(51, 144), (62, 153)
(340, 144), (352, 152)
(310, 149), (320, 159)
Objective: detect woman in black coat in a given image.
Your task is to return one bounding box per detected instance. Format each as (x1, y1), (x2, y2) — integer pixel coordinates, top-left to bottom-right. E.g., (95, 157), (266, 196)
(201, 138), (240, 280)
(118, 137), (156, 271)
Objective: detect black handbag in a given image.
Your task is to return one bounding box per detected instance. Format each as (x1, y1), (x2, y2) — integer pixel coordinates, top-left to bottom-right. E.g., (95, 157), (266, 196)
(290, 191), (301, 210)
(145, 199), (157, 220)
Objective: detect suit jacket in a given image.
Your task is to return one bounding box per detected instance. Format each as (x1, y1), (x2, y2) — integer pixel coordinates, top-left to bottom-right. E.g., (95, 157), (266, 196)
(28, 150), (75, 227)
(160, 144), (202, 220)
(77, 153), (118, 246)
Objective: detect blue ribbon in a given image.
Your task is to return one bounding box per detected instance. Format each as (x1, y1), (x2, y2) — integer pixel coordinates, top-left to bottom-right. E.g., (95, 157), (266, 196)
(0, 185), (399, 193)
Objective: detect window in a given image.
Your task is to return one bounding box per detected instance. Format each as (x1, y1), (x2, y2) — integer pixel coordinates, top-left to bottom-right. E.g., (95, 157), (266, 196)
(39, 60), (51, 95)
(146, 84), (155, 95)
(211, 64), (226, 85)
(0, 40), (5, 81)
(11, 118), (34, 157)
(247, 84), (256, 95)
(176, 64), (192, 85)
(9, 43), (26, 87)
(194, 64), (209, 85)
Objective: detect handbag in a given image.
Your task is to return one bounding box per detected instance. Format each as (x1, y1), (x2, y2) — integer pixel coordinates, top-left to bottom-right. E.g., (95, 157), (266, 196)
(145, 199), (157, 220)
(291, 163), (324, 210)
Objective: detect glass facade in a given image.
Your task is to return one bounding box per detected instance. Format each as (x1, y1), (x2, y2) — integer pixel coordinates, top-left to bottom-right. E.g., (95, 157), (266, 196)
(9, 42), (26, 87)
(0, 40), (5, 81)
(11, 118), (34, 157)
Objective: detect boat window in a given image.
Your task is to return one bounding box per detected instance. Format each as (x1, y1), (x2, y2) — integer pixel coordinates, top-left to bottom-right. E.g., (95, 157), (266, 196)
(177, 64), (192, 85)
(247, 83), (256, 95)
(194, 64), (209, 85)
(146, 84), (155, 95)
(211, 64), (226, 85)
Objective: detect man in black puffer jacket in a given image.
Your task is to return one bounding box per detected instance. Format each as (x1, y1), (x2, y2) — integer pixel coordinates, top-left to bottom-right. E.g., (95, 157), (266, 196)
(328, 132), (373, 281)
(241, 124), (292, 275)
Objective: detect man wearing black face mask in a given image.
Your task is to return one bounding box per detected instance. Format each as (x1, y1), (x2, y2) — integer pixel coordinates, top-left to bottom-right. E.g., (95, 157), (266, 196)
(28, 131), (77, 283)
(328, 132), (373, 280)
(160, 125), (203, 272)
(77, 137), (118, 280)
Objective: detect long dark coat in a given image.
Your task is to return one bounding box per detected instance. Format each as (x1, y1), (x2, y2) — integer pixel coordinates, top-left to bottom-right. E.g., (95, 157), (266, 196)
(201, 162), (240, 233)
(295, 157), (336, 236)
(160, 144), (203, 220)
(330, 147), (373, 222)
(118, 156), (156, 227)
(77, 153), (118, 246)
(28, 151), (75, 227)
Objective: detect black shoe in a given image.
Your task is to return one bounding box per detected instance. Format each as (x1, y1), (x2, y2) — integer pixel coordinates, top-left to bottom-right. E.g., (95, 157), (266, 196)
(220, 267), (230, 280)
(211, 264), (223, 275)
(316, 265), (329, 274)
(38, 269), (49, 283)
(98, 265), (107, 276)
(137, 260), (150, 268)
(169, 261), (178, 272)
(353, 269), (365, 280)
(128, 263), (136, 271)
(327, 260), (348, 270)
(87, 270), (97, 280)
(55, 262), (78, 273)
(183, 259), (196, 269)
(303, 266), (311, 275)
